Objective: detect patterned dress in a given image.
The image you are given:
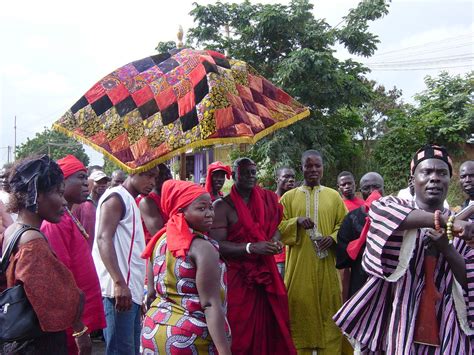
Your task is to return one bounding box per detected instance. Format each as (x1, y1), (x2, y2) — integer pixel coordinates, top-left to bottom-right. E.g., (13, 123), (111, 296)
(141, 233), (229, 354)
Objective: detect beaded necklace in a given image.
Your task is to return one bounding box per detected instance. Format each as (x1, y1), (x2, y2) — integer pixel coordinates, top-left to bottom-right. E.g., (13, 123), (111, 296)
(65, 207), (89, 240)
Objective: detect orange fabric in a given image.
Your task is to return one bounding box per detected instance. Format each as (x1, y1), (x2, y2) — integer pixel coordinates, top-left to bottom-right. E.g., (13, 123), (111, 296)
(109, 133), (130, 152)
(204, 161), (232, 199)
(346, 190), (382, 260)
(56, 155), (86, 179)
(4, 238), (81, 332)
(142, 180), (207, 259)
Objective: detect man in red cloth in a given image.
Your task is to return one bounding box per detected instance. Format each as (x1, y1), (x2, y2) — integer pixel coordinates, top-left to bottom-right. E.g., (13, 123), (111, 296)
(72, 169), (110, 249)
(205, 161), (232, 201)
(41, 155), (106, 354)
(211, 157), (296, 355)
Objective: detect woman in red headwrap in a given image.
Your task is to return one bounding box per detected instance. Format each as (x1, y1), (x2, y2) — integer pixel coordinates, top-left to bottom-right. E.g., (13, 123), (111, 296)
(141, 180), (231, 355)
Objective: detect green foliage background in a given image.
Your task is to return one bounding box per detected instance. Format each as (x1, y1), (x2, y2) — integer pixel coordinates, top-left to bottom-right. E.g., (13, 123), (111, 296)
(14, 1), (472, 206)
(15, 128), (89, 166)
(187, 0), (473, 199)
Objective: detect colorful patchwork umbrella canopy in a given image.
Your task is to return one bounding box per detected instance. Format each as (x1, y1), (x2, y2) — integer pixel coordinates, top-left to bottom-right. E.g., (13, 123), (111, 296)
(53, 48), (310, 173)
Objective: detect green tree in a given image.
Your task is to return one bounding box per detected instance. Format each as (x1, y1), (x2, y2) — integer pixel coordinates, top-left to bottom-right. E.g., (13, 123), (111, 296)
(15, 128), (90, 165)
(334, 81), (403, 174)
(187, 0), (390, 187)
(413, 71), (473, 153)
(374, 71), (473, 193)
(155, 41), (177, 53)
(103, 157), (122, 176)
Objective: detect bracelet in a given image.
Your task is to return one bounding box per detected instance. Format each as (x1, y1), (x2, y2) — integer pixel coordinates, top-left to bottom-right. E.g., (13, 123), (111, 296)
(433, 210), (441, 231)
(446, 215), (455, 241)
(245, 243), (252, 254)
(72, 325), (88, 338)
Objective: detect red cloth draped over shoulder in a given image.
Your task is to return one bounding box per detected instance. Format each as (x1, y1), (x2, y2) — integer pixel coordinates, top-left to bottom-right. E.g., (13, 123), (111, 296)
(226, 185), (296, 355)
(344, 197), (365, 212)
(2, 237), (81, 332)
(346, 190), (382, 260)
(142, 180), (207, 259)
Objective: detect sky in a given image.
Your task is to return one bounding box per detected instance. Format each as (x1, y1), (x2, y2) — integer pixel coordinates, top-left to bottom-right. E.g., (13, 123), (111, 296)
(0, 0), (472, 166)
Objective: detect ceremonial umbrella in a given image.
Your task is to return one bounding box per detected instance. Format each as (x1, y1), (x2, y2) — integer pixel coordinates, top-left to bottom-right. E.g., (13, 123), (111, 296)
(53, 48), (310, 174)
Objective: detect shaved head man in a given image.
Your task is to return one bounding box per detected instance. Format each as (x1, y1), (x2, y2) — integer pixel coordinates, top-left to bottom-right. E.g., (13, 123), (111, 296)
(460, 161), (474, 205)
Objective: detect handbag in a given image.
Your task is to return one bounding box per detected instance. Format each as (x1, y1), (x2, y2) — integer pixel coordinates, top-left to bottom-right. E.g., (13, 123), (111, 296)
(0, 225), (44, 343)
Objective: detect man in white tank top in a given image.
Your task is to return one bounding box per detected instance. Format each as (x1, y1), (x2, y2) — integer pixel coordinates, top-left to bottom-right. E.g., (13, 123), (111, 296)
(92, 167), (159, 355)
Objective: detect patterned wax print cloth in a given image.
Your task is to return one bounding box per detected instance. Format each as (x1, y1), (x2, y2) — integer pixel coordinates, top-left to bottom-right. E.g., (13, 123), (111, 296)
(141, 233), (230, 353)
(54, 48), (309, 174)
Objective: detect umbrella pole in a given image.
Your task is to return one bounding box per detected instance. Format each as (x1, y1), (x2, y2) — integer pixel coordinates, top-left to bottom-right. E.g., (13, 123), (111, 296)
(179, 152), (186, 180)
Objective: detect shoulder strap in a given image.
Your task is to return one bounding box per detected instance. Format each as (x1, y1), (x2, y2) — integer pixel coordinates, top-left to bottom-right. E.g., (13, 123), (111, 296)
(1, 225), (40, 273)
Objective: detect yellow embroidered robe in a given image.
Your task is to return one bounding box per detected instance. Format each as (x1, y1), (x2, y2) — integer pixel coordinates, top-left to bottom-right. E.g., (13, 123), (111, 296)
(279, 185), (347, 354)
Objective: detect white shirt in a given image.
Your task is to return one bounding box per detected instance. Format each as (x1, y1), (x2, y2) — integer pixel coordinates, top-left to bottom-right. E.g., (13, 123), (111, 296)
(0, 190), (17, 221)
(92, 185), (146, 305)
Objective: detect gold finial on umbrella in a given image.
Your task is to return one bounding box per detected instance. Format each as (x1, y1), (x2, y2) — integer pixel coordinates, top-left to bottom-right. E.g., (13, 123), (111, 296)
(177, 25), (184, 48)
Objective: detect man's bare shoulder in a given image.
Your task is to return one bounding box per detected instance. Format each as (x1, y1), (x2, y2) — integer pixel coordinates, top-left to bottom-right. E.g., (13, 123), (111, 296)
(213, 195), (234, 214)
(212, 195), (238, 228)
(100, 192), (125, 220)
(139, 196), (158, 211)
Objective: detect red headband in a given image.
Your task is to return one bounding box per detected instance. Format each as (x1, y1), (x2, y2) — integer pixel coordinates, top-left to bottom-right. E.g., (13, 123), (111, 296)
(57, 155), (87, 179)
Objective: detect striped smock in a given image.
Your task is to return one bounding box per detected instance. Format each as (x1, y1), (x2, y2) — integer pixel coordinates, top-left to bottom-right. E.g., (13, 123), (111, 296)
(333, 196), (474, 354)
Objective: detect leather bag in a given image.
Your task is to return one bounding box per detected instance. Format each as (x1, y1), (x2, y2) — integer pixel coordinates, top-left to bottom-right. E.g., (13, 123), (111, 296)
(0, 225), (44, 343)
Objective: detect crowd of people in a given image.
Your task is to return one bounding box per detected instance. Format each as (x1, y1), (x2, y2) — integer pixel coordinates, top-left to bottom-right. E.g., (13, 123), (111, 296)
(0, 145), (473, 354)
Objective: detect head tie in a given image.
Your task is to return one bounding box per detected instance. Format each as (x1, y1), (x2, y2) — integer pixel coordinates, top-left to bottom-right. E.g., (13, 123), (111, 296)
(410, 145), (453, 176)
(9, 155), (60, 212)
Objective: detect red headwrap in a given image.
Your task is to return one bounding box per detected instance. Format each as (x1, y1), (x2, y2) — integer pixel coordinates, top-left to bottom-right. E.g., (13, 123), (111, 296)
(346, 190), (382, 260)
(141, 180), (208, 259)
(56, 155), (87, 179)
(205, 161), (232, 198)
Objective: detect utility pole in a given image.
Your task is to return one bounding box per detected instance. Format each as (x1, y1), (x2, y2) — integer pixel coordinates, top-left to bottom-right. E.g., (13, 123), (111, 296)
(7, 146), (11, 164)
(176, 25), (187, 181)
(13, 115), (17, 161)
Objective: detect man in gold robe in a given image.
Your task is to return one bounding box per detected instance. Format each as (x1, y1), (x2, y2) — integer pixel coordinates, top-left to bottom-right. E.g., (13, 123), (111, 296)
(279, 150), (347, 355)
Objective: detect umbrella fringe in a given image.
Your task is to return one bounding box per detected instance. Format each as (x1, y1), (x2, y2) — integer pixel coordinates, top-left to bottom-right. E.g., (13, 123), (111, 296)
(52, 108), (310, 175)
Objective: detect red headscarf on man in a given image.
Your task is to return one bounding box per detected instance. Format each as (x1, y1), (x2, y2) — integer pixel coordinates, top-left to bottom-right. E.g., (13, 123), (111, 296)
(56, 155), (87, 179)
(205, 161), (232, 198)
(142, 180), (208, 259)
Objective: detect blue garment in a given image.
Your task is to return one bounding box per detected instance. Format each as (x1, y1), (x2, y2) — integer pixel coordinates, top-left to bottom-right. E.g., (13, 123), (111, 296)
(102, 298), (141, 355)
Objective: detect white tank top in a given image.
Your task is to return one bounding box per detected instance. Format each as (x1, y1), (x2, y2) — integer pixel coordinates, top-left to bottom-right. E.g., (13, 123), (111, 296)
(92, 185), (146, 305)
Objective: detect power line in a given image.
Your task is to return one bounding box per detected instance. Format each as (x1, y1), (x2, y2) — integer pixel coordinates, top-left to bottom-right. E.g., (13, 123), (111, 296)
(366, 53), (473, 66)
(372, 33), (473, 57)
(367, 64), (473, 71)
(371, 42), (473, 61)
